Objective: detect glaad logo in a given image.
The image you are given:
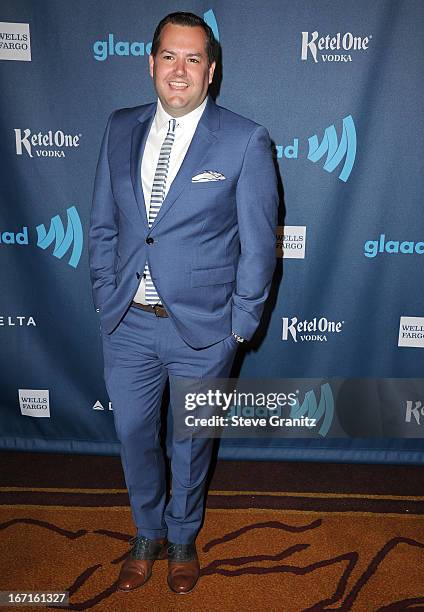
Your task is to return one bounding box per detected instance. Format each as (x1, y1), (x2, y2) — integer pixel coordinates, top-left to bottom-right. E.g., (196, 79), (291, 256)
(36, 206), (83, 268)
(93, 10), (219, 61)
(93, 34), (152, 61)
(15, 128), (81, 158)
(18, 389), (50, 418)
(0, 22), (31, 62)
(0, 227), (28, 245)
(0, 206), (83, 269)
(301, 31), (371, 63)
(290, 383), (334, 437)
(405, 400), (424, 425)
(275, 116), (356, 182)
(364, 234), (424, 258)
(398, 316), (424, 349)
(282, 316), (345, 342)
(93, 400), (113, 411)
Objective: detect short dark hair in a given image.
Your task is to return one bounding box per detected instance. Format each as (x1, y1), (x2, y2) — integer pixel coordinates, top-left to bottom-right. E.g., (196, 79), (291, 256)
(151, 11), (218, 67)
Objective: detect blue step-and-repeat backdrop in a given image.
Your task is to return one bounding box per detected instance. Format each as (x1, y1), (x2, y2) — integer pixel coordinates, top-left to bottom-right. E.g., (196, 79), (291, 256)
(1, 1), (423, 463)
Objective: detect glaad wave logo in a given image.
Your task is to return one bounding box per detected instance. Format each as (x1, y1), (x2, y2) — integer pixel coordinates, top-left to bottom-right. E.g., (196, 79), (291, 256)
(282, 316), (345, 342)
(301, 31), (372, 63)
(93, 10), (219, 61)
(307, 115), (356, 182)
(203, 9), (220, 41)
(15, 128), (81, 158)
(275, 116), (356, 182)
(289, 383), (334, 437)
(0, 207), (82, 269)
(36, 206), (83, 269)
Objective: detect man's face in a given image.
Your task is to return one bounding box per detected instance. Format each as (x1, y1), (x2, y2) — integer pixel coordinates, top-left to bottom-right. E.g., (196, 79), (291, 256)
(149, 23), (215, 117)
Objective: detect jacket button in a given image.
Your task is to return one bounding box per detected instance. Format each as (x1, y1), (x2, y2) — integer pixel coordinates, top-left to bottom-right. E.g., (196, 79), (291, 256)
(146, 237), (154, 245)
(136, 272), (140, 279)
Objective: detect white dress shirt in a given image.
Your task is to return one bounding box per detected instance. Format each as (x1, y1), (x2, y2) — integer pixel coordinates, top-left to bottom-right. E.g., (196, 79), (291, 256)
(133, 97), (207, 304)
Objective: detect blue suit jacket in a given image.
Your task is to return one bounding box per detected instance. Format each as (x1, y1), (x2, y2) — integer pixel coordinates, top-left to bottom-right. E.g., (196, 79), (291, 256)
(89, 97), (278, 348)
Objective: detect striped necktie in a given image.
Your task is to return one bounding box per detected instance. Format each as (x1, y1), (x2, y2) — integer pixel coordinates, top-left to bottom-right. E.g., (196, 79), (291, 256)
(144, 118), (177, 305)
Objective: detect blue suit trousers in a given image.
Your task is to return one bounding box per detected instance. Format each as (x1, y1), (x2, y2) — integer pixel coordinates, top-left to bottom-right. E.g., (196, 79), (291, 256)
(102, 305), (238, 544)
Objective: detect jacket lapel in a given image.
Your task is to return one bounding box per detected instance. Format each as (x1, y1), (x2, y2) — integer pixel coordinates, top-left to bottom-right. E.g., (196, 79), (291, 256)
(130, 104), (155, 228)
(150, 97), (220, 230)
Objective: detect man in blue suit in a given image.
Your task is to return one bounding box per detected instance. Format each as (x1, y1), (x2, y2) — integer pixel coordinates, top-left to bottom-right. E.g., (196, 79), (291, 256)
(89, 11), (277, 595)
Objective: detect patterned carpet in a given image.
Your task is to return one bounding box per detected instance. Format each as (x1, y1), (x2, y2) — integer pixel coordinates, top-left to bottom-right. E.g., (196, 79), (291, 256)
(0, 454), (423, 611)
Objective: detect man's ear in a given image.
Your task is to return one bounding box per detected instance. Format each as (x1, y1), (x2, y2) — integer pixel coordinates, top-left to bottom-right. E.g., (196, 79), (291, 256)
(149, 54), (155, 79)
(208, 61), (216, 85)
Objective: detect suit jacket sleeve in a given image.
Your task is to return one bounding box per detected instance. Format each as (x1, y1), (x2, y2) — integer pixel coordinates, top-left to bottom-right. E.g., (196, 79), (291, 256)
(232, 125), (278, 341)
(88, 112), (119, 311)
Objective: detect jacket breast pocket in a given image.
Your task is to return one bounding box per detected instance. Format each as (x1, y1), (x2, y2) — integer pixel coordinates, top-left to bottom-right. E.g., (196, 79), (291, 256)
(191, 265), (235, 287)
(190, 180), (229, 190)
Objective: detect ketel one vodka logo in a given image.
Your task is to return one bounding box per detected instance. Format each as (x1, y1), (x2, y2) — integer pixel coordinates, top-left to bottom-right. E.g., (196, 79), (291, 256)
(405, 401), (424, 425)
(275, 115), (356, 182)
(282, 316), (345, 342)
(301, 31), (372, 63)
(14, 128), (81, 158)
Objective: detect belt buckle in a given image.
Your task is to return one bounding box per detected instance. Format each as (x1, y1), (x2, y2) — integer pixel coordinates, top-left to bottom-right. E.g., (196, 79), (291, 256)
(153, 304), (161, 317)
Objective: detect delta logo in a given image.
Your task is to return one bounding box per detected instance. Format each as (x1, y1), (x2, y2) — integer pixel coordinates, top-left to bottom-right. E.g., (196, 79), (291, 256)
(93, 400), (113, 411)
(0, 206), (83, 269)
(275, 115), (356, 183)
(0, 315), (36, 327)
(93, 9), (219, 61)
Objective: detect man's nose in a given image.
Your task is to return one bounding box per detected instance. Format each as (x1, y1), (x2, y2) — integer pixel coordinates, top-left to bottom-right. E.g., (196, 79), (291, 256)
(174, 58), (186, 76)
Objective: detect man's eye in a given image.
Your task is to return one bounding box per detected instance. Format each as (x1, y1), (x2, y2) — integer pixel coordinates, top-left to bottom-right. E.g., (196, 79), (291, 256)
(188, 58), (200, 63)
(163, 55), (174, 60)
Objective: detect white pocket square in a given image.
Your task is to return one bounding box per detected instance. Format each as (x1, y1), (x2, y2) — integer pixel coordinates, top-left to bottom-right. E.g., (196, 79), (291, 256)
(191, 171), (226, 183)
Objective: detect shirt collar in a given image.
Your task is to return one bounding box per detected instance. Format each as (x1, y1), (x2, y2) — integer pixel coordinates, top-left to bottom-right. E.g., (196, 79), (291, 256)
(154, 97), (208, 133)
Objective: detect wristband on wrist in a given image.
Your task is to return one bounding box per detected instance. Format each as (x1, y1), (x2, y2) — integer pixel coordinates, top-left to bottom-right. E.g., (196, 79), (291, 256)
(231, 331), (245, 343)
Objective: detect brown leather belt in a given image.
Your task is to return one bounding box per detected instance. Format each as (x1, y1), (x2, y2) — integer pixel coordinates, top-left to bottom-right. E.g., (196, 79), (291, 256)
(131, 301), (168, 318)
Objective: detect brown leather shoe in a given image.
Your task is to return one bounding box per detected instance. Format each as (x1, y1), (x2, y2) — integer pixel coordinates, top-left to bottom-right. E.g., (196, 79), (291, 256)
(167, 542), (199, 594)
(117, 535), (168, 591)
